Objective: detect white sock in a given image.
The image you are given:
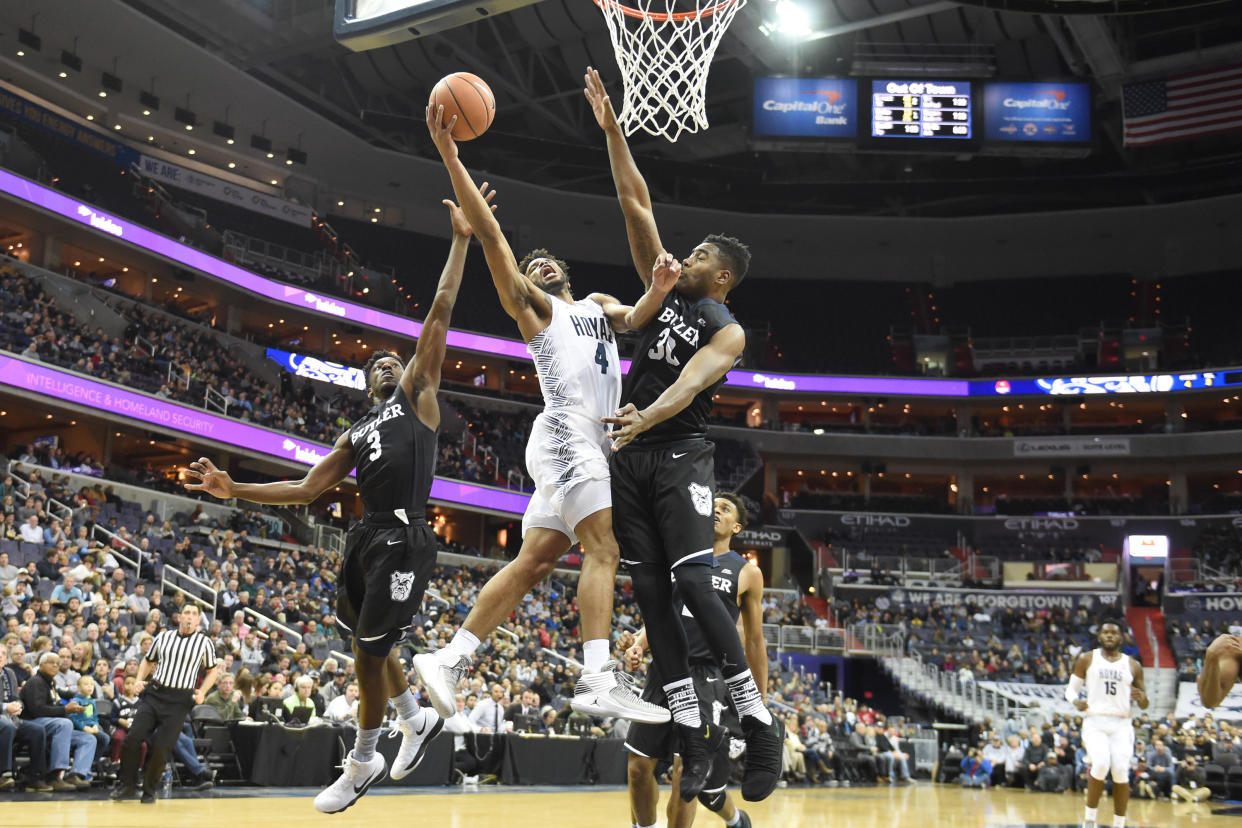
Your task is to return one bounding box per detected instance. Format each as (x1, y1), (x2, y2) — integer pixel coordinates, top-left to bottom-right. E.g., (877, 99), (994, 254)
(583, 639), (610, 672)
(725, 812), (741, 826)
(664, 677), (701, 727)
(355, 727), (381, 761)
(447, 629), (481, 660)
(1112, 816), (1125, 828)
(725, 670), (772, 724)
(638, 824), (657, 828)
(392, 688), (421, 721)
(1084, 807), (1098, 823)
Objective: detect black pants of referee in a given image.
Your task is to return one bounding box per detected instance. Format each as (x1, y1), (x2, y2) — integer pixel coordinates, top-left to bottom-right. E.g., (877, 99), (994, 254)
(119, 684), (195, 793)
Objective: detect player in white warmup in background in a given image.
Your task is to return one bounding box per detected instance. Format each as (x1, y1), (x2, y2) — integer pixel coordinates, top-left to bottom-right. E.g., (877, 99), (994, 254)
(416, 102), (672, 725)
(1067, 620), (1148, 828)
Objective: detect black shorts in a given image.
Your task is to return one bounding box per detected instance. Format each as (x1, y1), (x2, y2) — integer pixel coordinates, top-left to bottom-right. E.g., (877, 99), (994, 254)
(624, 661), (741, 762)
(337, 514), (437, 656)
(610, 438), (716, 570)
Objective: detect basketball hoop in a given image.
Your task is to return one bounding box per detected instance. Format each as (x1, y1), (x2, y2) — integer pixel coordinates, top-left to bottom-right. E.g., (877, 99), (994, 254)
(593, 0), (746, 142)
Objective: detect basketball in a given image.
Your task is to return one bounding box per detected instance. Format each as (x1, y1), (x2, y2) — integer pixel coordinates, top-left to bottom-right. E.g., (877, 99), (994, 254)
(429, 72), (496, 141)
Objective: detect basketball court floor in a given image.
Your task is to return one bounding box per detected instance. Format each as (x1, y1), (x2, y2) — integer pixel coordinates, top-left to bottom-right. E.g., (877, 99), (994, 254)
(1, 783), (1235, 827)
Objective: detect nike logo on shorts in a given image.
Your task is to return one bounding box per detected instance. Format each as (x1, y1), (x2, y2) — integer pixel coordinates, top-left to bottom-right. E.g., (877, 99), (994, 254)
(672, 452), (688, 459)
(387, 539), (402, 545)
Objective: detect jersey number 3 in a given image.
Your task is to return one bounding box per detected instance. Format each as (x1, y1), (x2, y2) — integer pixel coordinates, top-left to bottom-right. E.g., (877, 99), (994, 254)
(366, 429), (382, 461)
(594, 342), (609, 374)
(647, 328), (681, 367)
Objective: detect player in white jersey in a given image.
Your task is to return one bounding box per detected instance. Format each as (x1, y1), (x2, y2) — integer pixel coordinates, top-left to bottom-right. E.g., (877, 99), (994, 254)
(416, 103), (673, 724)
(1066, 621), (1148, 828)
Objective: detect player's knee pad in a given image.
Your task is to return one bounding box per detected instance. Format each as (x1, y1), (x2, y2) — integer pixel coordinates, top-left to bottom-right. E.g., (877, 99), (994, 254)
(698, 787), (727, 812)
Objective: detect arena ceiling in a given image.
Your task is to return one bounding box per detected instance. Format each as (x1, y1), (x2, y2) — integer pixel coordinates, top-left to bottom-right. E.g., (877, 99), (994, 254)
(45, 1), (1242, 214)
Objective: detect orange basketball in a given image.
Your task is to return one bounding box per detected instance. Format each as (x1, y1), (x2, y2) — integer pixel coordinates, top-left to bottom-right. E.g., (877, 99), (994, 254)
(429, 72), (496, 141)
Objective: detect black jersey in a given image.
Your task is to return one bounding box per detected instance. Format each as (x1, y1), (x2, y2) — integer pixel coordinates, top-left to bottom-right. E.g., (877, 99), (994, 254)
(673, 550), (746, 660)
(347, 387), (437, 514)
(621, 291), (739, 444)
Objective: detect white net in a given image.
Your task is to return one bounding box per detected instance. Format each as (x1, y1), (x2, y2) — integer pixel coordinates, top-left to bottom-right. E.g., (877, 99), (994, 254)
(595, 0), (746, 143)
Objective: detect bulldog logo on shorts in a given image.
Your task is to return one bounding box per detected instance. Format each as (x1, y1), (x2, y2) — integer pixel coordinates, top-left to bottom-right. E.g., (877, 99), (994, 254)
(390, 570), (416, 602)
(688, 482), (712, 517)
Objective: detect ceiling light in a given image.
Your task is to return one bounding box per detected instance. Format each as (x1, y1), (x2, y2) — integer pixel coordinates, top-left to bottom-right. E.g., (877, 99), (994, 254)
(85, 114), (95, 121)
(142, 109), (151, 116)
(113, 124), (122, 131)
(270, 179), (278, 185)
(227, 162), (236, 169)
(337, 200), (344, 207)
(187, 148), (196, 155)
(58, 71), (68, 78)
(98, 91), (107, 98)
(16, 51), (25, 57)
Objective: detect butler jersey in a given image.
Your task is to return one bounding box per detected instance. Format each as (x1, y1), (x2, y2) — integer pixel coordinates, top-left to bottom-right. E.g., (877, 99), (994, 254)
(347, 387), (437, 514)
(527, 294), (621, 448)
(1085, 648), (1134, 717)
(675, 550), (746, 660)
(621, 291), (739, 444)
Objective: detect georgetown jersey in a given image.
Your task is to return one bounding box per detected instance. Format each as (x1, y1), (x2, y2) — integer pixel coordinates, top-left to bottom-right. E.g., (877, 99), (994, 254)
(674, 550), (746, 660)
(1085, 648), (1134, 718)
(347, 388), (437, 513)
(622, 291), (739, 444)
(527, 294), (621, 447)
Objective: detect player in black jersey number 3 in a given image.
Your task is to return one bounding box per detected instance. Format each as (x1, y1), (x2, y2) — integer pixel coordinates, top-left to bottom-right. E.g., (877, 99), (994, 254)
(587, 68), (784, 804)
(182, 190), (493, 814)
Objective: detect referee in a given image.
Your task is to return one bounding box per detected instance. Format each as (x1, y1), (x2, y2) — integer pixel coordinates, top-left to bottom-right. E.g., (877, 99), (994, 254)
(112, 602), (219, 803)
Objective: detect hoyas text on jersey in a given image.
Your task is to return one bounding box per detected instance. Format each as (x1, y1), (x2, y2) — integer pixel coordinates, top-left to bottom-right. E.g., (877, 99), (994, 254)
(569, 314), (615, 343)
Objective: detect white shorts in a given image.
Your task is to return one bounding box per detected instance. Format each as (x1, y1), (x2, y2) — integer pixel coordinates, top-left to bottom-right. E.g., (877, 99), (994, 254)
(1082, 716), (1134, 784)
(522, 412), (611, 545)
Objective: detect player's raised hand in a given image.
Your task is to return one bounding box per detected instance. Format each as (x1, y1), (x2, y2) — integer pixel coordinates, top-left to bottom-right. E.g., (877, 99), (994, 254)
(651, 252), (680, 293)
(602, 403), (648, 451)
(444, 181), (498, 237)
(183, 457), (236, 499)
(584, 67), (621, 133)
(426, 103), (459, 160)
(1073, 699), (1088, 711)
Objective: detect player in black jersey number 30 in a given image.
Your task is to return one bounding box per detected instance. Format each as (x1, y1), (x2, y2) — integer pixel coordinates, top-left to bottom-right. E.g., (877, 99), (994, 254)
(182, 189), (493, 814)
(587, 68), (784, 804)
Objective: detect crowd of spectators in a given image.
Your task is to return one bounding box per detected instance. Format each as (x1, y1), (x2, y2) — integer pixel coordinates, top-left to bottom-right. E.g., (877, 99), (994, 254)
(1, 264), (544, 494)
(959, 710), (1225, 804)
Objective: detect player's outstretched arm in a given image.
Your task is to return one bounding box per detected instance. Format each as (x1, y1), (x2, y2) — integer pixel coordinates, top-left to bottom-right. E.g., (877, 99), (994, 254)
(1199, 634), (1242, 708)
(404, 196), (480, 428)
(602, 323), (745, 450)
(588, 253), (679, 333)
(425, 104), (549, 339)
(738, 560), (767, 698)
(182, 435), (355, 506)
(584, 66), (665, 287)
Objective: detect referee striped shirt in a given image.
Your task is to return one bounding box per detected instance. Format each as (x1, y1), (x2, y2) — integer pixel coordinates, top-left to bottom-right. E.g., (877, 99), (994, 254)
(145, 629), (217, 690)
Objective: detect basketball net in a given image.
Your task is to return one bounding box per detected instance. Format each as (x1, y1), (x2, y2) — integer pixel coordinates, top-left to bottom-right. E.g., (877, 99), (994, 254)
(594, 0), (746, 143)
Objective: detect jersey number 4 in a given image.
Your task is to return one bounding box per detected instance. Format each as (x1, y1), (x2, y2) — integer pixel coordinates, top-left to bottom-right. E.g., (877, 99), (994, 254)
(365, 429), (382, 461)
(647, 328), (681, 367)
(594, 342), (609, 374)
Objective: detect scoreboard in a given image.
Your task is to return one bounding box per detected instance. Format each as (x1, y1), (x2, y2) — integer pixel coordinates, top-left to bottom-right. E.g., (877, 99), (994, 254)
(871, 80), (973, 140)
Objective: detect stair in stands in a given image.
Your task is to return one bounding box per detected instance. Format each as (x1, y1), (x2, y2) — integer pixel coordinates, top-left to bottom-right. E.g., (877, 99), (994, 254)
(1126, 606), (1176, 668)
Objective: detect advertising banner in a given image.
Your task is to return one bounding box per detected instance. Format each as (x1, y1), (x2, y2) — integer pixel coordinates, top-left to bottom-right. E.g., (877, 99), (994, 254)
(1013, 437), (1131, 457)
(0, 353), (530, 516)
(138, 155), (313, 227)
(266, 347), (365, 390)
(753, 78), (857, 138)
(1176, 681), (1242, 721)
(0, 86), (139, 166)
(984, 82), (1091, 142)
(834, 584), (1118, 611)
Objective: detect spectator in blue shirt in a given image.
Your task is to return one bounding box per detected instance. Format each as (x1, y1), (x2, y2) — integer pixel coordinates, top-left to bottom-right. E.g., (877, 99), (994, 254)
(50, 577), (83, 607)
(961, 748), (992, 787)
(67, 676), (108, 766)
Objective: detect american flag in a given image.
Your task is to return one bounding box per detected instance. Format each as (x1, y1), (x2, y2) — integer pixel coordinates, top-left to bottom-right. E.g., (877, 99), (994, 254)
(1122, 63), (1242, 146)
